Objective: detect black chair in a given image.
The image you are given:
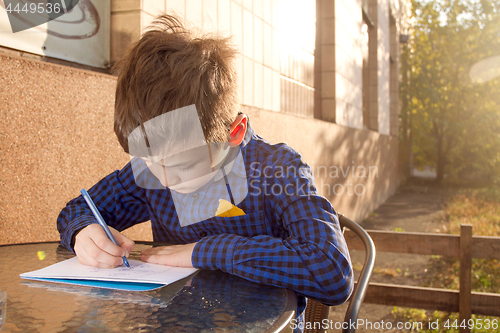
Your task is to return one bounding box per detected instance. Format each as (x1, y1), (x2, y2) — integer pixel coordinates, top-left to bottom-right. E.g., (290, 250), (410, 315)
(304, 214), (376, 333)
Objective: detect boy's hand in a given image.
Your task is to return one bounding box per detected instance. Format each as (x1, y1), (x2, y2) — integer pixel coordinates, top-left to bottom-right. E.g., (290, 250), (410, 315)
(140, 243), (197, 268)
(74, 224), (135, 268)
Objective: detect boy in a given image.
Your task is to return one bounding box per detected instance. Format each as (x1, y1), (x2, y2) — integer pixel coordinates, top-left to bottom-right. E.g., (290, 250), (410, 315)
(57, 14), (353, 330)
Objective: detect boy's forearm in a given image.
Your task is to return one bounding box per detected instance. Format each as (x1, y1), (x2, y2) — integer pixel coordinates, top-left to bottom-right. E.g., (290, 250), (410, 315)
(192, 233), (241, 273)
(192, 232), (353, 305)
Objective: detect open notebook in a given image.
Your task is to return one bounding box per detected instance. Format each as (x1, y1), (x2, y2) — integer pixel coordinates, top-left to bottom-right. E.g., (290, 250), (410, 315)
(20, 257), (198, 291)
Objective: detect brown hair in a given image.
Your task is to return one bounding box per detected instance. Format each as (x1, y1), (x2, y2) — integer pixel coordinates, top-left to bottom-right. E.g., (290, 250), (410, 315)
(113, 14), (239, 154)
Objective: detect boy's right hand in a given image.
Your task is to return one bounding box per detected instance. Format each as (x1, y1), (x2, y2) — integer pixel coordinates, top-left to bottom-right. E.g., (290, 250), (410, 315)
(74, 224), (135, 268)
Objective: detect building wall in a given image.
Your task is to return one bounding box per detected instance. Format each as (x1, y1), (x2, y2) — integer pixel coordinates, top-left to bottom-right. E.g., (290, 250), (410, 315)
(0, 0), (410, 245)
(333, 0), (364, 129)
(0, 53), (399, 244)
(377, 0), (391, 135)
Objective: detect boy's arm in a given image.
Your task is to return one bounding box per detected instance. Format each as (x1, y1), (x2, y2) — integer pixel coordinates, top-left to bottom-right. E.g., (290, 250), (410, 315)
(57, 162), (150, 253)
(191, 149), (354, 306)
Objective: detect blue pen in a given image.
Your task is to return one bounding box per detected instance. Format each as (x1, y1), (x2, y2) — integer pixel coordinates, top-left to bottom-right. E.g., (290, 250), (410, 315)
(80, 189), (131, 269)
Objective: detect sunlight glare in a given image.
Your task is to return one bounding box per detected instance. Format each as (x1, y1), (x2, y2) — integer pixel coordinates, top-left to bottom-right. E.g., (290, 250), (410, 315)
(278, 0), (316, 53)
(470, 56), (500, 83)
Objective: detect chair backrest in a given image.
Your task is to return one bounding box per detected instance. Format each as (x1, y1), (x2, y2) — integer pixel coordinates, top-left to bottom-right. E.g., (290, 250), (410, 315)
(303, 214), (376, 333)
(338, 214), (376, 332)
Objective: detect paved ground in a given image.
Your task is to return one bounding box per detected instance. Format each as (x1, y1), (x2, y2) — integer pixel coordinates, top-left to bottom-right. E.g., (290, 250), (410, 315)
(325, 178), (451, 333)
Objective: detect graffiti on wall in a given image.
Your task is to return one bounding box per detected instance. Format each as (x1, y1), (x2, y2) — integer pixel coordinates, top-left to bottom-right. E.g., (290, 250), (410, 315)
(0, 0), (109, 68)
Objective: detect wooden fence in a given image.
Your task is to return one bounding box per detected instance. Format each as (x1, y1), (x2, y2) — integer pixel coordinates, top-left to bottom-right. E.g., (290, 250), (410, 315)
(344, 225), (500, 333)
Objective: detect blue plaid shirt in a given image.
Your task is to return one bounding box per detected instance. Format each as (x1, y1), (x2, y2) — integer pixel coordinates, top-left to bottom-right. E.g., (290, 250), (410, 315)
(57, 118), (353, 330)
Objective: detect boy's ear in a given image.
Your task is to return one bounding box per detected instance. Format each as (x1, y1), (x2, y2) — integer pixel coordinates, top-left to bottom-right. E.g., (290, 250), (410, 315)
(227, 114), (248, 147)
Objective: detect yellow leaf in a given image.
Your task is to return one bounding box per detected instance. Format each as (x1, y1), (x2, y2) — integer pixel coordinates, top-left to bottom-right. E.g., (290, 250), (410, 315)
(37, 251), (46, 261)
(215, 199), (246, 217)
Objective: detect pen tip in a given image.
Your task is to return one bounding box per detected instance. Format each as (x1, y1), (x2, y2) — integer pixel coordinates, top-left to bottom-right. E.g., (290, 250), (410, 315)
(123, 257), (131, 269)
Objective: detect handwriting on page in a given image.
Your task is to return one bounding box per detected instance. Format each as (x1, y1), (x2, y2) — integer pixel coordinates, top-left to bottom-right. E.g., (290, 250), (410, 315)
(86, 262), (155, 277)
(79, 259), (197, 283)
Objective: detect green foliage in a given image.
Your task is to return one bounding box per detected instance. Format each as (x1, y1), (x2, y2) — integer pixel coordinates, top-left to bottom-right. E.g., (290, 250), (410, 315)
(423, 257), (500, 293)
(391, 185), (500, 332)
(401, 0), (500, 182)
(423, 186), (500, 293)
(424, 186), (500, 292)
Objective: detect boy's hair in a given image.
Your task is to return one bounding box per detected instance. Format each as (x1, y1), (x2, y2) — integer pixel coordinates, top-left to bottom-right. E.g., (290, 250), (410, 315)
(113, 14), (239, 154)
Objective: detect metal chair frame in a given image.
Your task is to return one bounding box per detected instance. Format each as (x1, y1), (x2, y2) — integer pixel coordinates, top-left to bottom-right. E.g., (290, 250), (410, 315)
(304, 214), (376, 333)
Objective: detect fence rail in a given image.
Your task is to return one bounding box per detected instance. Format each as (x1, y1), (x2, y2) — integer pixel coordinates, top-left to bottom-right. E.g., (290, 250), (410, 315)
(344, 225), (500, 333)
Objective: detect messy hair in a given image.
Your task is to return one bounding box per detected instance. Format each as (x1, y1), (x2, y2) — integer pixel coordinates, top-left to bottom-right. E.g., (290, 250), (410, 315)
(113, 14), (239, 154)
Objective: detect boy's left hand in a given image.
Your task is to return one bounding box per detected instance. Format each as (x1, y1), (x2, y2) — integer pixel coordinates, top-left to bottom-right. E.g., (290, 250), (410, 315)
(140, 243), (197, 268)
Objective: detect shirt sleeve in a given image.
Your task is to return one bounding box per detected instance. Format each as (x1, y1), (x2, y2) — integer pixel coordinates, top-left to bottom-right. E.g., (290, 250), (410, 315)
(192, 146), (354, 306)
(57, 162), (151, 252)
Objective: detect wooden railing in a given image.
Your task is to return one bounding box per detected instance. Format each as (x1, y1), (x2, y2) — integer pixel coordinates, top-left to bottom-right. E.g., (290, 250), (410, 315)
(344, 225), (500, 333)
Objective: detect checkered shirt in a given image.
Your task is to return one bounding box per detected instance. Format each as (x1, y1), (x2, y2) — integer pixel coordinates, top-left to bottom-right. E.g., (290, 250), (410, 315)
(57, 118), (354, 330)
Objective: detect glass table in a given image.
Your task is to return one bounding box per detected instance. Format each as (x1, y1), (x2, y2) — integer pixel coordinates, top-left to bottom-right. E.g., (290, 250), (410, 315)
(0, 242), (296, 332)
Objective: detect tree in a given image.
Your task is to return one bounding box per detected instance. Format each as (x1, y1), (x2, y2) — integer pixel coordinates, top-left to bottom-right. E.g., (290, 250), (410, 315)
(402, 0), (500, 182)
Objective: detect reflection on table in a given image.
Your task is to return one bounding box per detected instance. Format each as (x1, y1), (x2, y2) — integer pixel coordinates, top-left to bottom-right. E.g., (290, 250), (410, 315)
(0, 242), (296, 332)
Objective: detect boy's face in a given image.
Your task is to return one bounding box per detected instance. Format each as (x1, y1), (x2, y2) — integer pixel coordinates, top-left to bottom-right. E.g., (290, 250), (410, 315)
(141, 144), (229, 193)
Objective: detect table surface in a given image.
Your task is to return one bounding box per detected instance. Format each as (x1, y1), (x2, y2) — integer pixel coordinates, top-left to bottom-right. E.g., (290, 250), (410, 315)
(0, 242), (296, 332)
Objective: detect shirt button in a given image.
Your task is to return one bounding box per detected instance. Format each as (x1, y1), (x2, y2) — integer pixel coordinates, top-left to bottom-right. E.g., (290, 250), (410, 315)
(192, 193), (199, 199)
(199, 231), (207, 237)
